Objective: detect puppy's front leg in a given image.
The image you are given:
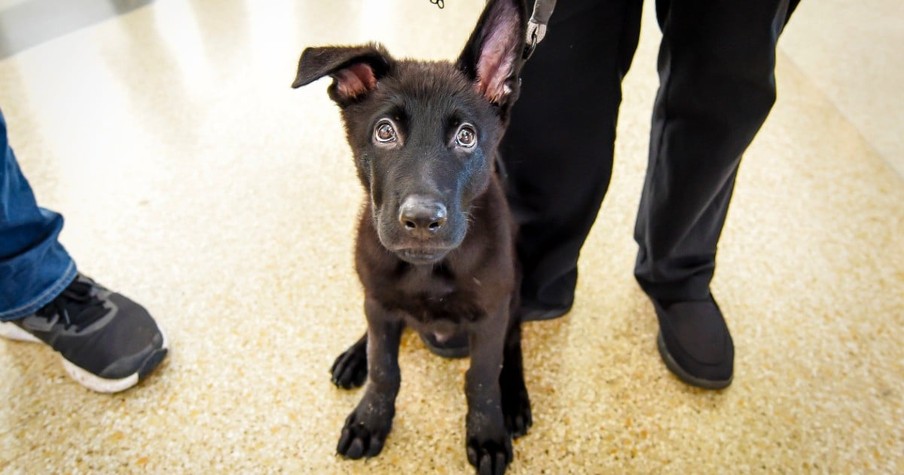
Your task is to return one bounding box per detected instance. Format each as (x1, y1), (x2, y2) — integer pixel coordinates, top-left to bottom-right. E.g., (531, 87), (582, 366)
(337, 298), (403, 460)
(465, 303), (511, 475)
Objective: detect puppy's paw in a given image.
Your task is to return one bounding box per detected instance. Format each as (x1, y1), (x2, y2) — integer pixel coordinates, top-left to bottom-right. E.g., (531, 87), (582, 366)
(466, 434), (512, 475)
(336, 408), (392, 459)
(502, 385), (532, 438)
(330, 343), (367, 389)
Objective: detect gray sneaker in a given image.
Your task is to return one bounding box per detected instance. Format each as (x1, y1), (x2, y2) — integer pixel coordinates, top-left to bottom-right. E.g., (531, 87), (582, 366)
(0, 274), (167, 393)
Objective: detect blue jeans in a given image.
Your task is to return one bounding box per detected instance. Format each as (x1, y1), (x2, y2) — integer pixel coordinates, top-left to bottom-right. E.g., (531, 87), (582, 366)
(0, 109), (77, 321)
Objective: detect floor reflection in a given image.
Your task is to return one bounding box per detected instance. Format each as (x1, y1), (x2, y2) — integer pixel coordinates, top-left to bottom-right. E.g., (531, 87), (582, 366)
(0, 0), (154, 59)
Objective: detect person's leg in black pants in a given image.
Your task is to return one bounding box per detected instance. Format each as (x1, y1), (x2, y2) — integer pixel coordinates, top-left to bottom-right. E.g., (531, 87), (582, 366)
(500, 0), (642, 320)
(634, 0), (798, 388)
(501, 0), (797, 388)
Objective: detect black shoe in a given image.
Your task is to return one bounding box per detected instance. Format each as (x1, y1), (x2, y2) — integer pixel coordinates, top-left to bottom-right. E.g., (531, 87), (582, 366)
(651, 295), (733, 390)
(418, 301), (572, 357)
(0, 274), (168, 393)
(518, 303), (571, 322)
(418, 331), (469, 359)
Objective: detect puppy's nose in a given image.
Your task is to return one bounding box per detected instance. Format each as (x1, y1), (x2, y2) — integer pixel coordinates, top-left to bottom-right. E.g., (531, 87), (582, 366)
(399, 196), (447, 238)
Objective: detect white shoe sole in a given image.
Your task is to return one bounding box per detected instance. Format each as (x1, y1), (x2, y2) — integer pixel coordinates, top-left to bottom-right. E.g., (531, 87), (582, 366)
(0, 321), (42, 343)
(0, 321), (168, 393)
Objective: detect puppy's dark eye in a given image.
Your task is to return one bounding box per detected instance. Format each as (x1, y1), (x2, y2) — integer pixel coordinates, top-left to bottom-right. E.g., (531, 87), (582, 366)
(374, 120), (397, 144)
(455, 124), (477, 148)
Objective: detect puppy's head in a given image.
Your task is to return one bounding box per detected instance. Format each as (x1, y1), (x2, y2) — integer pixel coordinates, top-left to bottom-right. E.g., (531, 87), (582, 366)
(293, 0), (527, 265)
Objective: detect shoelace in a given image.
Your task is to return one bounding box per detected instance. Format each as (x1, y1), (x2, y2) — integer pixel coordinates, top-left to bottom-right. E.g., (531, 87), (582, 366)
(36, 278), (109, 331)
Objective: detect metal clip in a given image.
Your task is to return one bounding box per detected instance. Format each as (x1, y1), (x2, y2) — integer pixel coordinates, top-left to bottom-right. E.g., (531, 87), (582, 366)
(523, 0), (556, 61)
(523, 20), (543, 60)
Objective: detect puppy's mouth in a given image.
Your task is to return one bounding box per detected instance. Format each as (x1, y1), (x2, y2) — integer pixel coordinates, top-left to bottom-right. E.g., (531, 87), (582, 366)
(396, 248), (450, 265)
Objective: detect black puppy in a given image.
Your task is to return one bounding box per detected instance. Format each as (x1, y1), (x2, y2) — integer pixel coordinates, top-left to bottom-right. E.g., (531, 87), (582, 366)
(293, 1), (530, 473)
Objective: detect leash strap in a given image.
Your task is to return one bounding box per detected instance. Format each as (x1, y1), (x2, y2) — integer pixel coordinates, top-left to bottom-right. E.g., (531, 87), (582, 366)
(523, 0), (557, 60)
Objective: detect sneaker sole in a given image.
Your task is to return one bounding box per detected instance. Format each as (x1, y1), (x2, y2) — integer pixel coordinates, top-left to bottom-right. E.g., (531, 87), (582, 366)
(656, 332), (732, 390)
(0, 321), (168, 393)
(0, 322), (42, 343)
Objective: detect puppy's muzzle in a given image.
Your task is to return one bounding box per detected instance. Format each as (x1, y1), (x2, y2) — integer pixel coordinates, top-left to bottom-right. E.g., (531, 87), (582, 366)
(398, 195), (447, 240)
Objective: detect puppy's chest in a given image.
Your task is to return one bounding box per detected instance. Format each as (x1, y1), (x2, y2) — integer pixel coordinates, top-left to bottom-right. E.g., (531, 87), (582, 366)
(382, 265), (484, 324)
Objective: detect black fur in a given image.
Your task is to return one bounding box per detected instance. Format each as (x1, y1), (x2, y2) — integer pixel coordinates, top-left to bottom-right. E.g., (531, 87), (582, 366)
(293, 1), (530, 473)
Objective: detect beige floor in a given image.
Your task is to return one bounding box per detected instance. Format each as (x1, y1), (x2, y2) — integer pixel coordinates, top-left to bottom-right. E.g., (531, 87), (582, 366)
(1, 0), (902, 473)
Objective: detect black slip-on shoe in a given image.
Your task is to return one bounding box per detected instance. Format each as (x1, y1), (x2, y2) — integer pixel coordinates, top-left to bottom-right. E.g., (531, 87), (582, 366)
(518, 303), (571, 322)
(652, 295), (733, 390)
(418, 330), (469, 359)
(418, 299), (572, 356)
(0, 274), (168, 393)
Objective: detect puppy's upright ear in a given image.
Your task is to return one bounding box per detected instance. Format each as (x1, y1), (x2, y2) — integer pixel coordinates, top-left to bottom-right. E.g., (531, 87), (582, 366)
(456, 0), (528, 110)
(292, 44), (392, 107)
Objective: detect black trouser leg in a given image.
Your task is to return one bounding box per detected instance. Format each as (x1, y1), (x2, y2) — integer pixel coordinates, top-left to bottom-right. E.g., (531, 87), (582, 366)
(500, 0), (642, 312)
(634, 0), (798, 302)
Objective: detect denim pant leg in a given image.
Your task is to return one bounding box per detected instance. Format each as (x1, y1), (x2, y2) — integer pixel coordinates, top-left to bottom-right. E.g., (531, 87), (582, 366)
(0, 109), (77, 320)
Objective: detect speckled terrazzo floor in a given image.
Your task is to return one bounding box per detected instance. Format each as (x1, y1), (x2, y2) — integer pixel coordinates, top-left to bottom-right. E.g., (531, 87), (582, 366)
(1, 0), (902, 473)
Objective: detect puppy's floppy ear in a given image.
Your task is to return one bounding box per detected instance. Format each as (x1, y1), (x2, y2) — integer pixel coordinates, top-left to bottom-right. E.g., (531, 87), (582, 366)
(292, 43), (392, 106)
(456, 0), (528, 109)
